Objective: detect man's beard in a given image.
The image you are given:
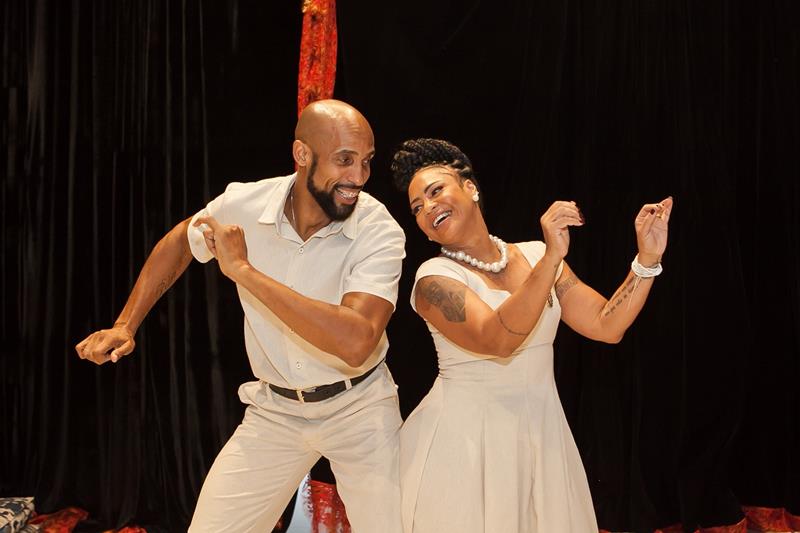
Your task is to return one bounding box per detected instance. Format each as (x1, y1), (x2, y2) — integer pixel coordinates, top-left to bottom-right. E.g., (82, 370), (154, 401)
(306, 155), (359, 221)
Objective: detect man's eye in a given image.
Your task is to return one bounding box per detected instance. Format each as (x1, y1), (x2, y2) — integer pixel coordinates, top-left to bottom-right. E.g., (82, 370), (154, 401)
(431, 186), (442, 196)
(411, 206), (421, 216)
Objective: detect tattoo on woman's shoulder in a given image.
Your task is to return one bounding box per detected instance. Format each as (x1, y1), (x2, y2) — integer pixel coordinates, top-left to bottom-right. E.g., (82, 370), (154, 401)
(419, 278), (466, 322)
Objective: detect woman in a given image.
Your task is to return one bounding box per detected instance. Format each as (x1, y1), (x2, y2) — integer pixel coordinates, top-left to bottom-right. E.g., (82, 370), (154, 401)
(391, 138), (672, 533)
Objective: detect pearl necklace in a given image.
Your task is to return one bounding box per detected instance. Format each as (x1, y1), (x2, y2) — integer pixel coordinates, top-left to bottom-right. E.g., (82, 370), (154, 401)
(441, 235), (509, 273)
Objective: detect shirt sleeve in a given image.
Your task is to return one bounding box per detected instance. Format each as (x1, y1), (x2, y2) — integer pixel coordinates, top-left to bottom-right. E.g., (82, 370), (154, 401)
(410, 258), (470, 313)
(186, 187), (229, 264)
(342, 215), (406, 308)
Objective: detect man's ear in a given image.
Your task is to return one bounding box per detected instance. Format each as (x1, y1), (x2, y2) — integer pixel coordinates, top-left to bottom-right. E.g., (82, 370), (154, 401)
(293, 140), (309, 167)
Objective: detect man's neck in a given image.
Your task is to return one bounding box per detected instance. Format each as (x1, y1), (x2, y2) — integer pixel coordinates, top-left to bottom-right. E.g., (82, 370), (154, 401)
(285, 185), (332, 241)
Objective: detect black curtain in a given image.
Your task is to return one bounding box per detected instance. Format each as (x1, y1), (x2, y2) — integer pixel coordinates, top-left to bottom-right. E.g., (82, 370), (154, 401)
(2, 1), (799, 532)
(2, 1), (300, 530)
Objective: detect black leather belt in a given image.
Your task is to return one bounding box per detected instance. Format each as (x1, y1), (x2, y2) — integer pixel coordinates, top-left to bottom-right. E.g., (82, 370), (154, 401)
(268, 363), (381, 403)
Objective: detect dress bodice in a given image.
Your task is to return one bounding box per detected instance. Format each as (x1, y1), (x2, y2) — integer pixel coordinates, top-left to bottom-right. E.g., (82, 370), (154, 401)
(411, 241), (562, 383)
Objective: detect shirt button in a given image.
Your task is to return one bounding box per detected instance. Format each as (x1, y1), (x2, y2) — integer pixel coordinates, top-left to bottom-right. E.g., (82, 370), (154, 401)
(299, 247), (304, 254)
(296, 362), (302, 369)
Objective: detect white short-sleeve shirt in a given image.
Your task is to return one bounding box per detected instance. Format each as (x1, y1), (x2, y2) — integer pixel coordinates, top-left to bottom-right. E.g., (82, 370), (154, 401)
(187, 174), (406, 389)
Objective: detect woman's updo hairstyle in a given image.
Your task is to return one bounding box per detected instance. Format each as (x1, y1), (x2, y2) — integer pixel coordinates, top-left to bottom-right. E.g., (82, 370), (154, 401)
(391, 139), (482, 206)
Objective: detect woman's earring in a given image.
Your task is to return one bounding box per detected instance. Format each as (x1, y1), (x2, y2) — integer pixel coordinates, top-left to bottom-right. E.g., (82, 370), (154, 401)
(472, 192), (480, 202)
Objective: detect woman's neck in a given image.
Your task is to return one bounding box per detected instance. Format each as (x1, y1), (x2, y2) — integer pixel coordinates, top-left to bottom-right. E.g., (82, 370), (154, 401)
(444, 220), (502, 263)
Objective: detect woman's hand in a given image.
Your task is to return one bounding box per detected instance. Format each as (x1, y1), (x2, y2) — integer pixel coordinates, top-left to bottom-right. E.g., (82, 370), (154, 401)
(635, 196), (673, 266)
(540, 201), (585, 260)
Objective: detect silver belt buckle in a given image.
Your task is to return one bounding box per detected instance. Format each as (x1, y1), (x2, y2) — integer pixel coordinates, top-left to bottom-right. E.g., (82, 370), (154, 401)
(297, 385), (317, 403)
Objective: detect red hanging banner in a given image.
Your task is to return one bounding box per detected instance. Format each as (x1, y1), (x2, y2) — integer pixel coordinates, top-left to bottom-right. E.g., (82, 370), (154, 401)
(298, 0), (337, 116)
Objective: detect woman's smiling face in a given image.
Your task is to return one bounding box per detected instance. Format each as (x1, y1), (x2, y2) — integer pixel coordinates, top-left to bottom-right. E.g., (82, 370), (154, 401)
(407, 165), (478, 244)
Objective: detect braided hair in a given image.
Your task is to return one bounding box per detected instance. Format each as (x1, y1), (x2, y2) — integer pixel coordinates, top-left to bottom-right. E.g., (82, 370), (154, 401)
(391, 139), (482, 209)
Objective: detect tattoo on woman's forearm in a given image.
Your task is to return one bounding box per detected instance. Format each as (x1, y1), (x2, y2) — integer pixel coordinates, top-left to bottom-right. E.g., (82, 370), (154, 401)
(420, 279), (466, 322)
(498, 309), (528, 336)
(601, 275), (637, 317)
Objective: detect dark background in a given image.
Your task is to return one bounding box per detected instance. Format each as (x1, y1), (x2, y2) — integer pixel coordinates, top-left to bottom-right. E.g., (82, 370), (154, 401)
(2, 1), (798, 531)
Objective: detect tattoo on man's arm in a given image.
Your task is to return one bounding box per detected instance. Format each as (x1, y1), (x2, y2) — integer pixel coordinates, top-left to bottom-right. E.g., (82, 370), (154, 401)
(555, 275), (578, 300)
(155, 271), (177, 298)
(601, 274), (637, 318)
(419, 279), (466, 322)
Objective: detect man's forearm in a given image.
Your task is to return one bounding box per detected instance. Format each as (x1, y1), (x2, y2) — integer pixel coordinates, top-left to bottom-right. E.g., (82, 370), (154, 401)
(115, 218), (194, 334)
(233, 264), (387, 367)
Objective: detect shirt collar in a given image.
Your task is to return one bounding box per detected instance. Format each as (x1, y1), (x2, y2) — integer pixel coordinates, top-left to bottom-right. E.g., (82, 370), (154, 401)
(328, 210), (359, 240)
(257, 174), (294, 228)
(257, 173), (358, 240)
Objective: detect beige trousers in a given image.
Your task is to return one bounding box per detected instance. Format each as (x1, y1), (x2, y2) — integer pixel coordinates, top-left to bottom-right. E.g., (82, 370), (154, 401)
(189, 363), (402, 533)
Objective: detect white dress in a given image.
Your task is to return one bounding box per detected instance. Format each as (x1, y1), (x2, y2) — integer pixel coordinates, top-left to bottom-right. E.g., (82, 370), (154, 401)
(400, 241), (598, 533)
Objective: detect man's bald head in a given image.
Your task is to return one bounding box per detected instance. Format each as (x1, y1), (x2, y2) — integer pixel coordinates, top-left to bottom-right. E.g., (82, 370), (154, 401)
(295, 99), (373, 148)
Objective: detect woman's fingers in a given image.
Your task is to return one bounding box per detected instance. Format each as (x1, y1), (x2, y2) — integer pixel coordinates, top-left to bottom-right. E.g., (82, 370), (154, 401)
(637, 197), (673, 220)
(540, 201), (582, 260)
(636, 204), (661, 219)
(547, 201), (580, 215)
(639, 208), (658, 236)
(550, 214), (583, 228)
(543, 203), (582, 223)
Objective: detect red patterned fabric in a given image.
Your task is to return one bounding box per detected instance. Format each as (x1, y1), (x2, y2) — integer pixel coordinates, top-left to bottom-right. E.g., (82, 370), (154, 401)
(745, 506), (786, 531)
(28, 507), (89, 532)
(600, 509), (800, 532)
(297, 0), (337, 115)
(305, 479), (351, 533)
(696, 518), (748, 533)
(787, 510), (800, 531)
(743, 505), (800, 531)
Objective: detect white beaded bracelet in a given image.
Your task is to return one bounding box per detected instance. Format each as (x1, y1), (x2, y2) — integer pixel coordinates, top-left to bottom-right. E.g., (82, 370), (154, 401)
(631, 254), (663, 278)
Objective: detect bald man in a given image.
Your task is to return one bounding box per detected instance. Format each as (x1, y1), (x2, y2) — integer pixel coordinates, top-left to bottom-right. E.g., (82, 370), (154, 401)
(76, 100), (405, 532)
